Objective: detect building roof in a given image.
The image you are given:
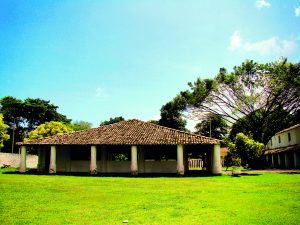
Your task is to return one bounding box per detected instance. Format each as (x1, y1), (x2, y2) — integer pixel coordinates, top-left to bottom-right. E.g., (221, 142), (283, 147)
(276, 123), (300, 135)
(263, 144), (300, 155)
(17, 119), (220, 146)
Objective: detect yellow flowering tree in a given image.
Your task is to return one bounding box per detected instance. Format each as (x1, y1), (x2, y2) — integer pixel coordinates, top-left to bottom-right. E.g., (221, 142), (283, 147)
(26, 121), (73, 140)
(0, 113), (10, 150)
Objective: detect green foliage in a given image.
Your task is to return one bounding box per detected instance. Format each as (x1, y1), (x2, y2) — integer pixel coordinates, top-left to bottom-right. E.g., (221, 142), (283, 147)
(100, 116), (125, 126)
(23, 98), (71, 130)
(194, 114), (228, 139)
(0, 96), (71, 152)
(234, 133), (264, 167)
(112, 153), (129, 161)
(147, 120), (159, 125)
(177, 59), (300, 144)
(71, 120), (92, 131)
(26, 121), (73, 140)
(223, 137), (241, 169)
(159, 94), (187, 130)
(0, 114), (10, 149)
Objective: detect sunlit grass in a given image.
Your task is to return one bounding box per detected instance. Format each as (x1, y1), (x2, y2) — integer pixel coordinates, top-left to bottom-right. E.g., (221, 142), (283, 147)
(0, 169), (299, 225)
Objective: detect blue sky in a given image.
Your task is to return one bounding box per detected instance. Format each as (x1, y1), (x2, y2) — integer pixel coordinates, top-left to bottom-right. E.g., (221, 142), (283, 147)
(1, 0), (300, 128)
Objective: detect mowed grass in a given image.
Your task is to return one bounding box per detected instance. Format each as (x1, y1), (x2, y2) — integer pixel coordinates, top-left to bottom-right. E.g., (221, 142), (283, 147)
(0, 169), (300, 225)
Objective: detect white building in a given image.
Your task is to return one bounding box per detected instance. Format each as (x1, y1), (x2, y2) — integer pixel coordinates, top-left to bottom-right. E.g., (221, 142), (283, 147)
(264, 124), (300, 169)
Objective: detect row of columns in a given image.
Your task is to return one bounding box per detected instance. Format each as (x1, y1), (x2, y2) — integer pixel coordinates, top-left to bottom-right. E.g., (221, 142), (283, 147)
(20, 144), (221, 175)
(268, 151), (300, 169)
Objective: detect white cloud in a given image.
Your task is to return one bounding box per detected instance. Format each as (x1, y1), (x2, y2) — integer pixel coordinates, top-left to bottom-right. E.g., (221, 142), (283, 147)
(255, 0), (271, 8)
(228, 31), (298, 55)
(229, 31), (242, 50)
(95, 87), (104, 97)
(295, 7), (300, 17)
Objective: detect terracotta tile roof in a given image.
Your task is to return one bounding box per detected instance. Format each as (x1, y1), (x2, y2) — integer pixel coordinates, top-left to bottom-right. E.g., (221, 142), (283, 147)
(275, 123), (300, 135)
(263, 144), (300, 155)
(17, 119), (220, 146)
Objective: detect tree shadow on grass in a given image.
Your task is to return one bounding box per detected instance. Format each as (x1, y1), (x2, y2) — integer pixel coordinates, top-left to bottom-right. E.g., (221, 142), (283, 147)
(225, 172), (263, 177)
(2, 169), (225, 178)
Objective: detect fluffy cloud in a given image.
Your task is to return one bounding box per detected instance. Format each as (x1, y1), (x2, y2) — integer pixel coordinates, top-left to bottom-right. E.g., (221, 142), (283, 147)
(228, 31), (242, 50)
(295, 7), (300, 17)
(228, 31), (297, 55)
(255, 0), (271, 8)
(95, 87), (104, 97)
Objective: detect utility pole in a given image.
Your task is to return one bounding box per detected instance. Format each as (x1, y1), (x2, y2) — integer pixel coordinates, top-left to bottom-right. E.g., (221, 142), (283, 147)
(11, 118), (16, 154)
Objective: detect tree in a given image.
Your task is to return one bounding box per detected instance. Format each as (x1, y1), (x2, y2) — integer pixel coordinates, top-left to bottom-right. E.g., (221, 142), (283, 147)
(234, 133), (264, 168)
(100, 116), (125, 126)
(148, 120), (159, 125)
(71, 120), (92, 131)
(228, 108), (299, 143)
(158, 95), (187, 131)
(23, 98), (70, 131)
(0, 96), (71, 152)
(184, 59), (300, 144)
(194, 114), (228, 139)
(0, 114), (10, 150)
(26, 121), (73, 140)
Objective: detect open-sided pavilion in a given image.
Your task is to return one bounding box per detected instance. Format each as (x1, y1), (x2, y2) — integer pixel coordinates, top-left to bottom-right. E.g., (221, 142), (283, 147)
(17, 119), (221, 175)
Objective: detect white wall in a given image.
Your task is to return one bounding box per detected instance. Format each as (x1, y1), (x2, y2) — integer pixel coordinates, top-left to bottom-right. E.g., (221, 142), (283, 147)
(267, 126), (300, 149)
(0, 152), (38, 168)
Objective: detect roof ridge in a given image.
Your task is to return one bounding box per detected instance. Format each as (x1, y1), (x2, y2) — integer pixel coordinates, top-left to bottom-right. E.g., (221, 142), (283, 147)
(275, 123), (300, 135)
(17, 118), (220, 146)
(128, 119), (220, 142)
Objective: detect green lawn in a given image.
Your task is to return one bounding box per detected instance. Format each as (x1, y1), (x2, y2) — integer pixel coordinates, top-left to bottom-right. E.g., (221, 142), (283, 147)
(0, 169), (299, 225)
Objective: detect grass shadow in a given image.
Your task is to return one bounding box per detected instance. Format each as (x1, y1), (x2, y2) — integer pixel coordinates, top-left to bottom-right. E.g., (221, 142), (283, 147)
(2, 169), (221, 178)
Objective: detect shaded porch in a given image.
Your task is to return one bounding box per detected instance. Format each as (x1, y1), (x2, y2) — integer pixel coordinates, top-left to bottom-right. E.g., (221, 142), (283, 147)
(20, 143), (221, 175)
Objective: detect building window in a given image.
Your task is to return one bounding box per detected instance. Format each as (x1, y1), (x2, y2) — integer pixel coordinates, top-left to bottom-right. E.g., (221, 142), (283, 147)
(278, 136), (281, 143)
(288, 133), (291, 142)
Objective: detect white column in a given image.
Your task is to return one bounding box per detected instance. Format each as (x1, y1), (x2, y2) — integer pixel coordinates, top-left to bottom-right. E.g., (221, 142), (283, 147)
(177, 144), (184, 175)
(19, 146), (27, 173)
(211, 144), (222, 175)
(90, 145), (97, 174)
(131, 145), (138, 175)
(49, 145), (56, 173)
(271, 154), (274, 168)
